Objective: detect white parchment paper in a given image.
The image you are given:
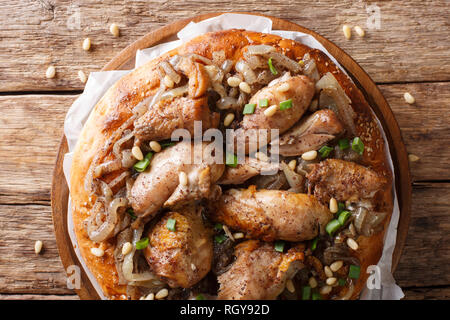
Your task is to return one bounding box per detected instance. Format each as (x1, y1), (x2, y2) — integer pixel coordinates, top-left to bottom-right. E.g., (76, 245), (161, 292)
(63, 13), (404, 300)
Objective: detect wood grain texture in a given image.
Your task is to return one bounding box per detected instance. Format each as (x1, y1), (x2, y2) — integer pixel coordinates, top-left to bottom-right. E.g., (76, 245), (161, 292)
(403, 287), (450, 300)
(1, 0), (449, 92)
(0, 294), (78, 300)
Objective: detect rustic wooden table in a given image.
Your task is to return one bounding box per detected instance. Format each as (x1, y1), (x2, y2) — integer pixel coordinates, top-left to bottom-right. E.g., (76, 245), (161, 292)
(0, 1), (448, 300)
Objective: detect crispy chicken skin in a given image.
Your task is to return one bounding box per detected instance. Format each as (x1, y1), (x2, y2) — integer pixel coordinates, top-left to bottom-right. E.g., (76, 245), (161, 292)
(129, 141), (224, 220)
(233, 75), (315, 153)
(217, 240), (304, 300)
(275, 109), (344, 156)
(209, 186), (332, 242)
(133, 96), (219, 143)
(306, 159), (387, 203)
(144, 206), (213, 288)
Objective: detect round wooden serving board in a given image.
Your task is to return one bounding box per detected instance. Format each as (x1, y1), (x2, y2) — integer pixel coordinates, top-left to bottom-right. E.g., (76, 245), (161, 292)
(51, 12), (412, 300)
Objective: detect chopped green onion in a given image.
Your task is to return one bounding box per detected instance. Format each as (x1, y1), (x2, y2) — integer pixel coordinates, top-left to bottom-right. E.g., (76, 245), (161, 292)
(160, 141), (175, 148)
(351, 137), (364, 155)
(319, 145), (333, 158)
(126, 208), (137, 220)
(166, 218), (176, 231)
(338, 278), (347, 286)
(338, 202), (345, 214)
(274, 240), (285, 253)
(338, 210), (351, 225)
(133, 152), (153, 172)
(349, 265), (361, 279)
(268, 57), (278, 75)
(259, 98), (269, 108)
(225, 153), (238, 168)
(338, 138), (350, 150)
(135, 237), (149, 250)
(302, 286), (311, 300)
(195, 294), (205, 300)
(311, 292), (322, 300)
(279, 99), (293, 110)
(310, 237), (319, 251)
(243, 103), (256, 115)
(214, 223), (223, 231)
(214, 234), (227, 244)
(326, 219), (341, 236)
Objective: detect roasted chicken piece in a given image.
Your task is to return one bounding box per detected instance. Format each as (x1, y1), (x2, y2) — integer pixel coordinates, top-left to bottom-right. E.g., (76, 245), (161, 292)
(217, 240), (304, 300)
(129, 141), (224, 221)
(133, 96), (219, 143)
(218, 156), (279, 185)
(233, 75), (315, 153)
(306, 159), (387, 203)
(274, 109), (344, 156)
(209, 186), (332, 242)
(144, 206), (213, 288)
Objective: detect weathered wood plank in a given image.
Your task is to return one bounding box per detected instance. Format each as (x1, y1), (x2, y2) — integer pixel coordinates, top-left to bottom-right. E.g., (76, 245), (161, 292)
(403, 286), (450, 300)
(0, 183), (447, 294)
(0, 0), (448, 92)
(0, 294), (78, 300)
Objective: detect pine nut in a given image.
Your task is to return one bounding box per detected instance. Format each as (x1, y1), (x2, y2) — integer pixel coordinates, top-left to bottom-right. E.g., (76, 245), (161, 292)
(309, 277), (318, 289)
(408, 154), (420, 162)
(329, 197), (338, 214)
(326, 277), (337, 286)
(320, 285), (332, 295)
(301, 150), (317, 161)
(155, 288), (168, 299)
(46, 66), (56, 79)
(354, 26), (365, 37)
(110, 23), (120, 37)
(343, 25), (352, 40)
(145, 293), (155, 300)
(179, 171), (188, 186)
(288, 159), (297, 171)
(227, 76), (241, 87)
(122, 242), (132, 255)
(149, 141), (162, 153)
(264, 105), (278, 117)
(277, 82), (290, 93)
(324, 266), (333, 278)
(239, 81), (251, 94)
(132, 146), (144, 160)
(163, 75), (174, 88)
(91, 247), (104, 257)
(191, 263), (197, 271)
(286, 279), (295, 293)
(404, 92), (415, 104)
(330, 261), (344, 272)
(223, 113), (235, 127)
(34, 240), (43, 254)
(82, 37), (91, 51)
(233, 232), (244, 239)
(78, 70), (87, 84)
(347, 238), (359, 250)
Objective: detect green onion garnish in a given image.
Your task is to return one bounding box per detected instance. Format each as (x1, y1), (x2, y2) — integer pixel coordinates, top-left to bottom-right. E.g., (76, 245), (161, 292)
(259, 98), (269, 108)
(349, 265), (361, 279)
(135, 237), (149, 250)
(274, 240), (285, 253)
(225, 153), (238, 168)
(133, 152), (153, 172)
(279, 99), (293, 110)
(319, 145), (333, 158)
(195, 294), (205, 300)
(325, 219), (341, 236)
(310, 237), (319, 251)
(243, 103), (256, 115)
(268, 57), (278, 75)
(338, 278), (347, 286)
(311, 292), (322, 300)
(302, 286), (311, 300)
(351, 137), (364, 155)
(160, 141), (175, 148)
(214, 234), (227, 244)
(126, 208), (137, 220)
(166, 218), (176, 231)
(214, 223), (223, 231)
(338, 210), (351, 225)
(338, 138), (350, 150)
(338, 202), (345, 214)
